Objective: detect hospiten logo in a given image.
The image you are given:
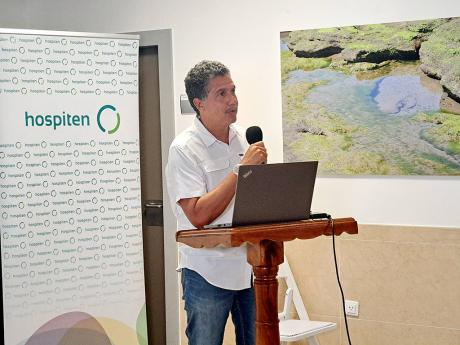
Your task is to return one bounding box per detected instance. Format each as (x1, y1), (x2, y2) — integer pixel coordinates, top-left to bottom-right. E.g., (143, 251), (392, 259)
(97, 104), (121, 134)
(24, 105), (121, 134)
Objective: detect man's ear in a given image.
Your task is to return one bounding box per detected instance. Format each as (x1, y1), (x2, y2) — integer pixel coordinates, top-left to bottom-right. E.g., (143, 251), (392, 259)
(192, 98), (203, 112)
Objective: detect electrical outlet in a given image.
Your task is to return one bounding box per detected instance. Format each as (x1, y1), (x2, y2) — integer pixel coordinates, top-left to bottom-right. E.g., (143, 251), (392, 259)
(345, 299), (359, 317)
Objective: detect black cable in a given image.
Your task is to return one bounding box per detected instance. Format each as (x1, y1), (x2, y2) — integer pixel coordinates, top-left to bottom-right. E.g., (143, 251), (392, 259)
(329, 216), (353, 345)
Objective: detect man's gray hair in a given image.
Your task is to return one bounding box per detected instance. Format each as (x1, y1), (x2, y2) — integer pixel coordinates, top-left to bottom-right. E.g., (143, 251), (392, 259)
(184, 60), (230, 116)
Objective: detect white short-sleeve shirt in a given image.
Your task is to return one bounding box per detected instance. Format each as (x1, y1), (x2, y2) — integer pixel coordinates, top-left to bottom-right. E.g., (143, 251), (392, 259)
(165, 117), (252, 290)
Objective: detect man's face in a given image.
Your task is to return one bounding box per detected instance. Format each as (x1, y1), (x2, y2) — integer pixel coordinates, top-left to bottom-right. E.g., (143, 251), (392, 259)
(194, 74), (238, 129)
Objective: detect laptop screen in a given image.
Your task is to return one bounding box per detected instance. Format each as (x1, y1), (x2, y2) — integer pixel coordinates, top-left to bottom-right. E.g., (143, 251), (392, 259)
(232, 161), (318, 227)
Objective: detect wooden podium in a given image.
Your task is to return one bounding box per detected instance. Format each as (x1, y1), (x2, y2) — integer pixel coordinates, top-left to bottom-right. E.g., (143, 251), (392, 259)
(176, 217), (358, 345)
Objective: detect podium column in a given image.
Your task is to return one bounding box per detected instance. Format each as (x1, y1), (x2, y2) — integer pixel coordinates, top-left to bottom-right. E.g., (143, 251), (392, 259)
(247, 240), (284, 345)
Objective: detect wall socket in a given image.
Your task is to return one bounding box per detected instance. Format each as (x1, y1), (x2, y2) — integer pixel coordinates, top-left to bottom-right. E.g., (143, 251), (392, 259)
(345, 300), (359, 317)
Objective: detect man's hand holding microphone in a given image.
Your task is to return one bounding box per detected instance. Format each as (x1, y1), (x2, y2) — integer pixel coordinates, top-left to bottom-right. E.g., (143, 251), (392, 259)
(240, 126), (267, 167)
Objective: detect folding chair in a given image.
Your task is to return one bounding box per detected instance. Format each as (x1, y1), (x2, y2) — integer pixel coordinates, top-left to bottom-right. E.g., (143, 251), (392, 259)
(278, 256), (336, 345)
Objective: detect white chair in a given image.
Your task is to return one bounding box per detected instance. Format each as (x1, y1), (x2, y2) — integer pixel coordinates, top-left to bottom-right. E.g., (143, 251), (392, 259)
(278, 256), (336, 345)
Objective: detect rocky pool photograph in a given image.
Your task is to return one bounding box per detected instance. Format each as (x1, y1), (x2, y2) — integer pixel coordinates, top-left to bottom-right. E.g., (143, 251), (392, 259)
(281, 17), (460, 175)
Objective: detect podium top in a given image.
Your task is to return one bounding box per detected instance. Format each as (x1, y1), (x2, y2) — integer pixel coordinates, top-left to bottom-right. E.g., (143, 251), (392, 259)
(176, 217), (358, 249)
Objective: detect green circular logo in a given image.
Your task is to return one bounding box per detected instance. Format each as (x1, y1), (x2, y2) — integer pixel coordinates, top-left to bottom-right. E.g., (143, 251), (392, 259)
(97, 104), (120, 134)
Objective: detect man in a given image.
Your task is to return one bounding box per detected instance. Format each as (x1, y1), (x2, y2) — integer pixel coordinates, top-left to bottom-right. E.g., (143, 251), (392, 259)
(166, 60), (267, 345)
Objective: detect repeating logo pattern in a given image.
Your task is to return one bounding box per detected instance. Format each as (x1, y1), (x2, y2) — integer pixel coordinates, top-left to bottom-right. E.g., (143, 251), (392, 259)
(0, 33), (138, 96)
(0, 139), (145, 318)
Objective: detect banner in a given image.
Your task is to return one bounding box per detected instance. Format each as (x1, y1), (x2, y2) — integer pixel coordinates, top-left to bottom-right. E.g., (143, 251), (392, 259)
(0, 29), (147, 345)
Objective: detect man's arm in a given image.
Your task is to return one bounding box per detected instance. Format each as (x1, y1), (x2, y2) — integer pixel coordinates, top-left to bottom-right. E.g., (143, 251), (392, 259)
(178, 172), (237, 229)
(179, 141), (267, 229)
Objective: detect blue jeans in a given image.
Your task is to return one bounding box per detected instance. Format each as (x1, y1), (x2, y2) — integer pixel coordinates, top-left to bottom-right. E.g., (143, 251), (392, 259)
(181, 268), (256, 345)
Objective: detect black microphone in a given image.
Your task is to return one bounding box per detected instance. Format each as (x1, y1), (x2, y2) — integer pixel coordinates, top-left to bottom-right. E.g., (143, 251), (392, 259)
(246, 126), (263, 144)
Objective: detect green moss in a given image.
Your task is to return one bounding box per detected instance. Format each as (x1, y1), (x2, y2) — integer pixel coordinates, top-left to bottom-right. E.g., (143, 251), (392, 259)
(340, 135), (353, 150)
(355, 24), (417, 43)
(407, 19), (449, 33)
(280, 51), (331, 81)
(331, 60), (416, 80)
(394, 30), (419, 41)
(413, 112), (460, 155)
(414, 112), (460, 141)
(342, 26), (360, 34)
(347, 42), (378, 51)
(392, 156), (417, 174)
(286, 126), (403, 175)
(448, 142), (460, 154)
(413, 112), (447, 123)
(363, 24), (389, 32)
(418, 153), (460, 174)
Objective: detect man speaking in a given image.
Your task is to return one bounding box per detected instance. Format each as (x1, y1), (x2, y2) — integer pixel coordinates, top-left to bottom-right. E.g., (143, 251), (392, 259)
(166, 61), (267, 345)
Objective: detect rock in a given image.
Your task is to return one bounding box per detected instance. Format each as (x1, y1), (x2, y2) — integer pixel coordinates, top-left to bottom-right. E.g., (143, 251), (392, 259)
(442, 74), (460, 104)
(349, 62), (381, 72)
(297, 125), (326, 136)
(329, 60), (348, 69)
(419, 18), (460, 102)
(287, 28), (350, 58)
(292, 117), (327, 135)
(440, 92), (460, 115)
(342, 46), (419, 63)
(287, 30), (344, 58)
(286, 19), (450, 64)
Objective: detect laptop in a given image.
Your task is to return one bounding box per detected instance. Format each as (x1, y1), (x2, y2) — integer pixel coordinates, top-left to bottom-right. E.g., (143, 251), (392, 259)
(205, 161), (318, 228)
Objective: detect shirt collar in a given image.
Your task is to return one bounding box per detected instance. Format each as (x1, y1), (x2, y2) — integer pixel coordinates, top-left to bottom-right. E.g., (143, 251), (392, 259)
(194, 117), (239, 147)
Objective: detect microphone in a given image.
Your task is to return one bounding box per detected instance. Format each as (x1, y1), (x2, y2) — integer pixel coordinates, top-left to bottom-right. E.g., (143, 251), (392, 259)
(246, 126), (263, 144)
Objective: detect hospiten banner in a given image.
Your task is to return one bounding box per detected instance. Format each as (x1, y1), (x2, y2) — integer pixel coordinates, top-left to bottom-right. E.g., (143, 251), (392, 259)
(0, 29), (147, 345)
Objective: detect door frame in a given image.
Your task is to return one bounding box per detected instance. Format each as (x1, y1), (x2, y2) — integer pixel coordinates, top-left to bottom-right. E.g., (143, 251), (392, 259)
(130, 29), (178, 345)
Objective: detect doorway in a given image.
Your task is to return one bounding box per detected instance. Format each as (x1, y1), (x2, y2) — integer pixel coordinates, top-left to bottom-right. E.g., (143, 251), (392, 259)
(134, 29), (178, 345)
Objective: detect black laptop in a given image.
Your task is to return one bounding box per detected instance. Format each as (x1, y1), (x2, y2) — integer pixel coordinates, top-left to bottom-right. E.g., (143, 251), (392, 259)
(205, 161), (318, 228)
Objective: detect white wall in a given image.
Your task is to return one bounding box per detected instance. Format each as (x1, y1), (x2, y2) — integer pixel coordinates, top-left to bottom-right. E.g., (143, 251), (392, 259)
(1, 0), (459, 227)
